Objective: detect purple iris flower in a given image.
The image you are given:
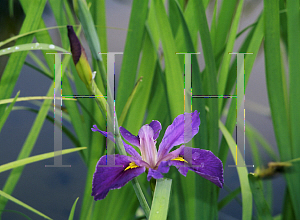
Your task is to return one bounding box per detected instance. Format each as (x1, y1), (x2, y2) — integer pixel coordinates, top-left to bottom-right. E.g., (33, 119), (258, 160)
(91, 110), (224, 200)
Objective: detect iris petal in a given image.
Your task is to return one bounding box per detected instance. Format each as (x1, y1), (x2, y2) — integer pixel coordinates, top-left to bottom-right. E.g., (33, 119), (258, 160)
(138, 125), (157, 168)
(147, 162), (169, 181)
(92, 154), (145, 200)
(156, 145), (184, 165)
(120, 126), (140, 147)
(92, 125), (142, 160)
(149, 120), (162, 140)
(147, 168), (164, 181)
(157, 111), (200, 161)
(168, 147), (224, 188)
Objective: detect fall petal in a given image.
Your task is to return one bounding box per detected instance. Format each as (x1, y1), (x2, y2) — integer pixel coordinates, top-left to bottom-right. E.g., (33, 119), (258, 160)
(92, 154), (145, 200)
(168, 147), (224, 188)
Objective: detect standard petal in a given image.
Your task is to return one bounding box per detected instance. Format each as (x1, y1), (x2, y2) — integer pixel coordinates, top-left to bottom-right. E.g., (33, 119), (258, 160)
(92, 154), (145, 200)
(149, 120), (162, 140)
(138, 125), (158, 168)
(123, 143), (143, 160)
(157, 110), (200, 161)
(91, 125), (142, 160)
(169, 147), (224, 188)
(120, 126), (140, 147)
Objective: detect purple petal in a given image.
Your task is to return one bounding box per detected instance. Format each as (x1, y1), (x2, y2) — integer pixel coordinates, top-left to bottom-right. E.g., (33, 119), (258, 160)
(156, 146), (184, 165)
(123, 143), (143, 160)
(146, 161), (172, 181)
(120, 127), (140, 147)
(149, 120), (162, 140)
(92, 154), (145, 200)
(147, 168), (163, 181)
(91, 125), (142, 160)
(91, 125), (112, 139)
(156, 161), (170, 173)
(157, 110), (200, 161)
(168, 147), (224, 188)
(138, 125), (158, 168)
(132, 157), (151, 168)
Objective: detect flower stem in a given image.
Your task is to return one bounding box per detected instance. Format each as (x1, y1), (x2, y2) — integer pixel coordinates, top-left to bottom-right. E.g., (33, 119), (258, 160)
(150, 178), (156, 195)
(132, 178), (151, 219)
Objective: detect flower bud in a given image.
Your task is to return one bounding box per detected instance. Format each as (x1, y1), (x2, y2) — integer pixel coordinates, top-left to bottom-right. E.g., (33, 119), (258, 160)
(67, 25), (92, 87)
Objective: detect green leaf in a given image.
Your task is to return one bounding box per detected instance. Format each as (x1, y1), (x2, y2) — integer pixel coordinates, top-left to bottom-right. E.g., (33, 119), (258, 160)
(131, 178), (151, 219)
(68, 197), (79, 220)
(248, 174), (272, 220)
(153, 0), (184, 119)
(0, 91), (20, 133)
(116, 0), (149, 116)
(0, 147), (86, 173)
(218, 187), (241, 210)
(192, 1), (219, 218)
(0, 209), (31, 220)
(264, 0), (291, 162)
(0, 0), (47, 114)
(0, 54), (72, 212)
(149, 178), (172, 220)
(0, 43), (68, 56)
(88, 0), (108, 69)
(0, 190), (52, 220)
(0, 25), (67, 48)
(264, 1), (300, 218)
(124, 29), (157, 134)
(218, 0), (244, 114)
(213, 0), (238, 57)
(119, 76), (143, 126)
(219, 120), (252, 220)
(0, 96), (76, 106)
(286, 0), (300, 218)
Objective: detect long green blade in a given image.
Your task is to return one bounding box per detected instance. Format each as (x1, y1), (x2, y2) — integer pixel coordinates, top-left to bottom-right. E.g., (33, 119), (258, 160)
(0, 147), (86, 173)
(219, 121), (252, 220)
(248, 174), (272, 220)
(0, 43), (68, 56)
(0, 190), (52, 220)
(68, 198), (79, 220)
(0, 91), (20, 133)
(149, 178), (172, 220)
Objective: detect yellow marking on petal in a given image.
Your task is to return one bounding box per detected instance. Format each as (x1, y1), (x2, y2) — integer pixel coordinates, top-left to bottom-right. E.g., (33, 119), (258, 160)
(171, 156), (188, 163)
(124, 162), (139, 171)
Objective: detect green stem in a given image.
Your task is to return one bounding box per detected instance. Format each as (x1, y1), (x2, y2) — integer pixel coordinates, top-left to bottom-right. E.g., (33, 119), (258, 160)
(150, 178), (156, 195)
(132, 178), (151, 219)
